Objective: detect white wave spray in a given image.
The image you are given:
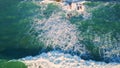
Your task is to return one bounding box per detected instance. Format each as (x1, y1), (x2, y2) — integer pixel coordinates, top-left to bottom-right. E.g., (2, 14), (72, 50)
(32, 12), (86, 53)
(21, 1), (120, 68)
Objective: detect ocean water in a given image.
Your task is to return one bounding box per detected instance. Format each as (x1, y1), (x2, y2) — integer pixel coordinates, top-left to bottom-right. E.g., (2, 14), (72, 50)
(0, 0), (120, 68)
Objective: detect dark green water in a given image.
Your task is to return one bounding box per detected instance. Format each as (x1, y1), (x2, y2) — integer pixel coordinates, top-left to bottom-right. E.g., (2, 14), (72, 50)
(0, 0), (42, 67)
(0, 0), (43, 59)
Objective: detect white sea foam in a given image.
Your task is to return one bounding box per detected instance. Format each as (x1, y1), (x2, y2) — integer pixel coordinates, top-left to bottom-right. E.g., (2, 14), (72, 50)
(28, 0), (91, 53)
(32, 12), (86, 53)
(21, 0), (120, 67)
(22, 51), (120, 68)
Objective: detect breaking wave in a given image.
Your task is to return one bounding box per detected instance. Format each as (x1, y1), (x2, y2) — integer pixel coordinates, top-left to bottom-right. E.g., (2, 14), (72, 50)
(20, 1), (120, 67)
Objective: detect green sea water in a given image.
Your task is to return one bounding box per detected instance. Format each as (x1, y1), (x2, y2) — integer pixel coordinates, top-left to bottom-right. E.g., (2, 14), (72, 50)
(0, 0), (43, 59)
(0, 0), (42, 67)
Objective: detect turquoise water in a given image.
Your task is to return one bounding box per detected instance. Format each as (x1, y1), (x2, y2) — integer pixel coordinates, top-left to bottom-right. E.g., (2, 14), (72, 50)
(0, 0), (120, 67)
(0, 0), (43, 59)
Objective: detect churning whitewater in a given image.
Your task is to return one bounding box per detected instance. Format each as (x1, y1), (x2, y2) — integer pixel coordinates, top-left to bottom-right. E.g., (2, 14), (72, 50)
(29, 0), (89, 54)
(33, 12), (86, 53)
(20, 0), (120, 68)
(22, 51), (120, 68)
